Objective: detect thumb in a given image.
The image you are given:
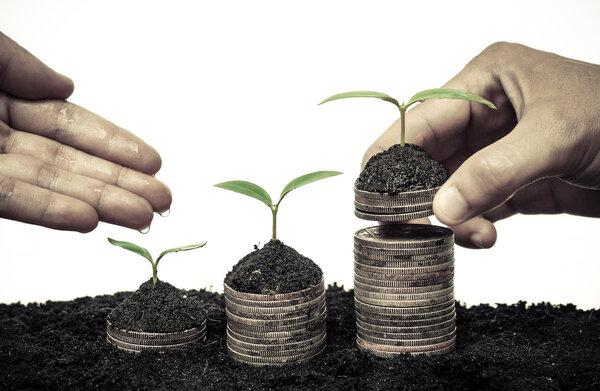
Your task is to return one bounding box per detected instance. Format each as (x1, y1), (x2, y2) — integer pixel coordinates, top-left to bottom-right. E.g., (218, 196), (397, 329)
(433, 118), (557, 226)
(0, 32), (74, 100)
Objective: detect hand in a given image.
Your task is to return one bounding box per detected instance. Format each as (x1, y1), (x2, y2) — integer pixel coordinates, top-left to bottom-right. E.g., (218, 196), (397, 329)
(363, 42), (600, 249)
(0, 32), (171, 232)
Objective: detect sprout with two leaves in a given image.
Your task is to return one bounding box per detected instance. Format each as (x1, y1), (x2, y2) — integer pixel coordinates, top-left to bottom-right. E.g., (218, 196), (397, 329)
(319, 89), (496, 146)
(107, 238), (207, 285)
(215, 171), (342, 240)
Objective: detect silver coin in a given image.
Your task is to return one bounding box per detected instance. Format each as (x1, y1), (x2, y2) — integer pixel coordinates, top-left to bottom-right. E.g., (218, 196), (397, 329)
(354, 249), (454, 264)
(355, 208), (434, 221)
(227, 341), (326, 367)
(226, 298), (326, 320)
(354, 273), (453, 288)
(227, 333), (326, 358)
(357, 338), (455, 358)
(355, 297), (454, 315)
(106, 321), (206, 345)
(227, 328), (326, 352)
(354, 293), (455, 308)
(226, 305), (326, 326)
(354, 266), (454, 281)
(106, 332), (206, 353)
(224, 277), (324, 302)
(354, 260), (454, 275)
(354, 285), (454, 301)
(227, 309), (327, 333)
(355, 309), (455, 326)
(355, 194), (436, 207)
(225, 287), (325, 309)
(353, 279), (453, 294)
(354, 224), (454, 249)
(357, 328), (456, 347)
(355, 243), (454, 257)
(354, 186), (441, 200)
(227, 324), (324, 345)
(356, 334), (456, 354)
(356, 316), (456, 334)
(225, 291), (325, 314)
(356, 322), (455, 340)
(354, 200), (433, 214)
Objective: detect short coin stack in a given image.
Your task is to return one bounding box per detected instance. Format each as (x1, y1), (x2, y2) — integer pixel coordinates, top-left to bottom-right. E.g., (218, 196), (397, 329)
(225, 278), (327, 366)
(353, 223), (456, 357)
(354, 186), (439, 222)
(106, 320), (207, 353)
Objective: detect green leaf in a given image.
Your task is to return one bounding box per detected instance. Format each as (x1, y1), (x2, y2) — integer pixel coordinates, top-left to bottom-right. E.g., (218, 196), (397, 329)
(319, 91), (400, 109)
(107, 237), (153, 263)
(406, 88), (497, 109)
(279, 171), (343, 203)
(214, 180), (273, 208)
(156, 242), (207, 264)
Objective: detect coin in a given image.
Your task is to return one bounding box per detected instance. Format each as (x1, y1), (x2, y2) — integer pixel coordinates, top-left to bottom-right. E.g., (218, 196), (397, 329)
(354, 260), (454, 274)
(354, 249), (454, 264)
(106, 322), (206, 353)
(227, 324), (324, 344)
(356, 334), (456, 354)
(356, 339), (455, 358)
(353, 279), (453, 294)
(354, 293), (455, 308)
(356, 316), (456, 334)
(228, 341), (326, 366)
(227, 333), (326, 358)
(354, 225), (454, 249)
(227, 309), (327, 333)
(354, 186), (440, 200)
(355, 310), (455, 327)
(355, 297), (454, 315)
(353, 285), (454, 301)
(354, 266), (454, 281)
(224, 277), (324, 302)
(354, 209), (434, 221)
(354, 200), (434, 214)
(227, 328), (326, 351)
(357, 328), (456, 347)
(226, 298), (326, 320)
(355, 243), (454, 257)
(354, 273), (453, 288)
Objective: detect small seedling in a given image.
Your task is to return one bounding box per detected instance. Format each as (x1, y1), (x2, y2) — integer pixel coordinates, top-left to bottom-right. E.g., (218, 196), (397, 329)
(107, 238), (206, 284)
(319, 89), (496, 147)
(215, 171), (342, 240)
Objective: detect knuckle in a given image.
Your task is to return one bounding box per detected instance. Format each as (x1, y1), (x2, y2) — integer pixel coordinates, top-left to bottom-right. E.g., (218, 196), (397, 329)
(36, 164), (60, 191)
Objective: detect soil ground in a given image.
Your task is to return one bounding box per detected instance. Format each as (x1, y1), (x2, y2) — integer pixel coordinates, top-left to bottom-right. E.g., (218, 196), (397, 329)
(357, 143), (450, 194)
(1, 285), (599, 390)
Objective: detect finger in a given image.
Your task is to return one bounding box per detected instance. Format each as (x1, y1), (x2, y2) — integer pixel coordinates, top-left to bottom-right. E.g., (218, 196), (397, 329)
(0, 32), (73, 100)
(433, 116), (557, 227)
(449, 216), (497, 249)
(5, 94), (162, 175)
(0, 174), (98, 232)
(1, 129), (172, 213)
(0, 154), (154, 229)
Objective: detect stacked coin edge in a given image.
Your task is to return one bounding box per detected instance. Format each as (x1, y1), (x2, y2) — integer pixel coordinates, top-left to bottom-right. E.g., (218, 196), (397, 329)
(225, 277), (327, 366)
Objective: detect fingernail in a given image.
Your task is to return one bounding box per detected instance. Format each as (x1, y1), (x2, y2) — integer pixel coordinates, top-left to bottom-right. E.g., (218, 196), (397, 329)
(469, 233), (484, 249)
(436, 185), (469, 223)
(159, 208), (170, 217)
(138, 225), (151, 234)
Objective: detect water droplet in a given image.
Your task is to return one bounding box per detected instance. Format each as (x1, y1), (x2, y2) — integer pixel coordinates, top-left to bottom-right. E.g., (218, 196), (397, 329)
(159, 208), (170, 217)
(138, 225), (151, 234)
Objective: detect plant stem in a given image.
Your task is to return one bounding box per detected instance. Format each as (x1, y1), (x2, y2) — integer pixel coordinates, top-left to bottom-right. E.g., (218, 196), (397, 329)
(271, 204), (279, 240)
(399, 104), (407, 147)
(152, 262), (158, 284)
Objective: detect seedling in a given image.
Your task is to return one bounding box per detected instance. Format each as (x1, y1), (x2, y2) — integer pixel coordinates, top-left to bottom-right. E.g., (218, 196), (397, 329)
(107, 238), (206, 284)
(215, 171), (342, 240)
(319, 89), (496, 147)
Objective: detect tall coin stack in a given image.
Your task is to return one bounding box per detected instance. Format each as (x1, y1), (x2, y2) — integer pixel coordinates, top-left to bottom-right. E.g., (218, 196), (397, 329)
(225, 277), (327, 366)
(353, 187), (456, 357)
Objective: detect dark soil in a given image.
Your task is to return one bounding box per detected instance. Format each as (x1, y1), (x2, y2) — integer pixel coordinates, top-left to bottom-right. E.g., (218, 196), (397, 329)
(1, 286), (599, 390)
(107, 279), (206, 332)
(357, 144), (450, 194)
(224, 240), (322, 294)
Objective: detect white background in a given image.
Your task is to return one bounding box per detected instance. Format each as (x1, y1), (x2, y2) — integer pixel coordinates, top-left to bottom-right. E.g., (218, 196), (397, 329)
(0, 1), (598, 309)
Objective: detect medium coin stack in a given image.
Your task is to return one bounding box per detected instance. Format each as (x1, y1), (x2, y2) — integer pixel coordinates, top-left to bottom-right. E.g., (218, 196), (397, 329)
(106, 319), (207, 353)
(354, 186), (439, 222)
(224, 277), (327, 366)
(353, 224), (456, 357)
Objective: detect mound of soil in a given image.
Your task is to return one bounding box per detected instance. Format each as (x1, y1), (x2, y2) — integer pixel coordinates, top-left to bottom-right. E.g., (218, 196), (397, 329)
(357, 144), (450, 194)
(107, 279), (206, 332)
(1, 286), (599, 390)
(224, 240), (322, 294)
